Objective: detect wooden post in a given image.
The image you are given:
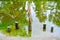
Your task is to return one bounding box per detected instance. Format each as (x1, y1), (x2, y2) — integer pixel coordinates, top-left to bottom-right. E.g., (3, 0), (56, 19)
(43, 24), (46, 32)
(28, 3), (32, 36)
(15, 22), (19, 30)
(51, 27), (53, 33)
(28, 17), (32, 36)
(7, 26), (11, 33)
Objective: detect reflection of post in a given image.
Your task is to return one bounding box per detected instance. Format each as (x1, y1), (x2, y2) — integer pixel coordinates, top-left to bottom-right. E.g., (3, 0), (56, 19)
(43, 24), (46, 32)
(15, 22), (19, 30)
(28, 3), (32, 36)
(51, 27), (53, 33)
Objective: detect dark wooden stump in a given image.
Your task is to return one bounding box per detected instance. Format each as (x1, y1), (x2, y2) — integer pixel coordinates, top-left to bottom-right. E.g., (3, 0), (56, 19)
(7, 27), (11, 33)
(15, 22), (19, 30)
(43, 24), (46, 32)
(51, 27), (53, 33)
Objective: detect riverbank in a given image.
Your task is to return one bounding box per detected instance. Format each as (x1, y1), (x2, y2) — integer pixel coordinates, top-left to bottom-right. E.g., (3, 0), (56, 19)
(0, 35), (60, 40)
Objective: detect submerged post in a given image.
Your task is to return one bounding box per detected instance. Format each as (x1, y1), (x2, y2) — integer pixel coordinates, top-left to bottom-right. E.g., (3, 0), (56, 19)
(51, 27), (53, 33)
(28, 3), (32, 36)
(43, 24), (46, 32)
(7, 26), (11, 33)
(15, 22), (19, 30)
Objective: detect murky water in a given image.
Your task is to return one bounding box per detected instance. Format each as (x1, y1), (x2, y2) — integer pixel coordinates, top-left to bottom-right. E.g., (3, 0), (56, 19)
(28, 1), (60, 37)
(0, 1), (60, 38)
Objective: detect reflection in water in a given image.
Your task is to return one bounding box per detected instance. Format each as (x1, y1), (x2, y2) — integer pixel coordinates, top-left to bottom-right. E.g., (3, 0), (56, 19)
(0, 1), (28, 36)
(0, 0), (60, 37)
(30, 1), (60, 37)
(34, 1), (60, 26)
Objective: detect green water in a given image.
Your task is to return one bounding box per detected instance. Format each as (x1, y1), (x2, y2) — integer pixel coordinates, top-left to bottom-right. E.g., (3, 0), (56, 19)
(0, 0), (60, 37)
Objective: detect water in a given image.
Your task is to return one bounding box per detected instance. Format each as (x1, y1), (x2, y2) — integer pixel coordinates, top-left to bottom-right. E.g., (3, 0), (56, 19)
(29, 1), (60, 37)
(0, 1), (60, 38)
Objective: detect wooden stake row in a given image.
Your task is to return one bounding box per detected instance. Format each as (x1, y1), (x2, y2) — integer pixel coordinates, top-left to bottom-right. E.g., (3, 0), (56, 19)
(43, 24), (54, 33)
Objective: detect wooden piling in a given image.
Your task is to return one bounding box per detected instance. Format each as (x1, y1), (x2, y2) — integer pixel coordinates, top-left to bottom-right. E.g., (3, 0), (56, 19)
(15, 22), (19, 30)
(43, 24), (46, 32)
(51, 27), (53, 33)
(28, 3), (32, 36)
(28, 17), (32, 36)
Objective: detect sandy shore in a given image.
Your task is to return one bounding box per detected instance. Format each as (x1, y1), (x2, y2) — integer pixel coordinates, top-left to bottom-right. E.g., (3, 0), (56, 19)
(0, 36), (60, 40)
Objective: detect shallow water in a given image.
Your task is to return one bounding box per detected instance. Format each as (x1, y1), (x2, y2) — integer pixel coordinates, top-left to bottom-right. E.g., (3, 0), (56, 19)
(29, 1), (60, 37)
(0, 1), (60, 38)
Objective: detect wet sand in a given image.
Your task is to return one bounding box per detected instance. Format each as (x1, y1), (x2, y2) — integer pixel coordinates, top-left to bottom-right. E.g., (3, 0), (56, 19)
(0, 36), (60, 40)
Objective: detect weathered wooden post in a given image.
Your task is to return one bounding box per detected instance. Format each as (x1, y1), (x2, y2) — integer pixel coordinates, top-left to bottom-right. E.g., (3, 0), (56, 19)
(7, 26), (11, 33)
(28, 17), (32, 36)
(28, 3), (32, 36)
(15, 22), (19, 30)
(43, 24), (46, 32)
(51, 27), (53, 33)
